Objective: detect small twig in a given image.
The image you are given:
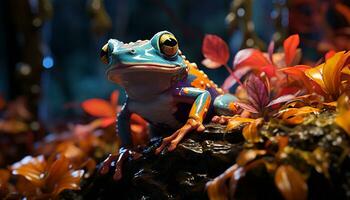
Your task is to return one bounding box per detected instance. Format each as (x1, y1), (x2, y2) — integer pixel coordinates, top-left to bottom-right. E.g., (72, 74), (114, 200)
(224, 64), (244, 88)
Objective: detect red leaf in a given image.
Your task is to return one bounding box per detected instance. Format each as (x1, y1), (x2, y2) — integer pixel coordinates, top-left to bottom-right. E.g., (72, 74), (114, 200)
(280, 65), (315, 93)
(267, 94), (296, 107)
(245, 75), (270, 112)
(278, 87), (300, 97)
(235, 102), (259, 114)
(202, 34), (230, 65)
(261, 64), (277, 77)
(201, 58), (222, 69)
(81, 99), (114, 118)
(234, 49), (271, 68)
(283, 34), (300, 66)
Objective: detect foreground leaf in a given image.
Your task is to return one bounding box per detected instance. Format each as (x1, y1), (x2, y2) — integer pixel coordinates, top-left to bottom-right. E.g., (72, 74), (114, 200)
(11, 155), (47, 187)
(275, 165), (307, 200)
(278, 106), (319, 125)
(46, 156), (84, 196)
(236, 149), (267, 166)
(242, 118), (263, 143)
(226, 116), (255, 131)
(12, 155), (84, 198)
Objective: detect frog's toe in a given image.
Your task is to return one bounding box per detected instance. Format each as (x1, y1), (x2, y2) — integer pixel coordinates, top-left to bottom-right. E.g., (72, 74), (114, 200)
(155, 118), (204, 154)
(211, 115), (231, 124)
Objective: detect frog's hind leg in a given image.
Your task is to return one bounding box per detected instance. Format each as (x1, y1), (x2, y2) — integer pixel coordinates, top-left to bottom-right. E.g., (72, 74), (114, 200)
(213, 93), (238, 116)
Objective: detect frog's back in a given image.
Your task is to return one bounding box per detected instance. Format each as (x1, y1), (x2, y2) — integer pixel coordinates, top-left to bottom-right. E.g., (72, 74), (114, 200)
(182, 61), (224, 99)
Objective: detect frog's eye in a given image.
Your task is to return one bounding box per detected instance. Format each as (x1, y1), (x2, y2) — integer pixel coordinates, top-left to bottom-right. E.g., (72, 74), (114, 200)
(100, 43), (109, 65)
(159, 33), (178, 57)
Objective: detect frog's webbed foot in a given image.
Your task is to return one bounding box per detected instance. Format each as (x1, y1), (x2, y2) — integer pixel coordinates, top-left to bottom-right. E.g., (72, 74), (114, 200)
(100, 147), (142, 181)
(155, 118), (205, 154)
(212, 115), (233, 124)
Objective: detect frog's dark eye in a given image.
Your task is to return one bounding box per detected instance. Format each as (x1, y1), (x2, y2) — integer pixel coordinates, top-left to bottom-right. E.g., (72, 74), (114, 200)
(100, 43), (109, 65)
(159, 33), (178, 57)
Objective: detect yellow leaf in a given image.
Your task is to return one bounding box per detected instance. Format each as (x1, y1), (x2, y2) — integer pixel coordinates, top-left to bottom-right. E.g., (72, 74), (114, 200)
(342, 66), (350, 76)
(275, 165), (308, 200)
(236, 149), (266, 166)
(335, 110), (350, 135)
(226, 116), (255, 131)
(278, 106), (319, 125)
(242, 118), (263, 143)
(335, 92), (350, 135)
(305, 51), (350, 99)
(305, 63), (326, 92)
(322, 51), (349, 98)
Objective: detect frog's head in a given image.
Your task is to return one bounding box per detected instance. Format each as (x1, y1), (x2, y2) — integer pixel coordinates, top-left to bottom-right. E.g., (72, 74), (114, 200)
(100, 31), (187, 99)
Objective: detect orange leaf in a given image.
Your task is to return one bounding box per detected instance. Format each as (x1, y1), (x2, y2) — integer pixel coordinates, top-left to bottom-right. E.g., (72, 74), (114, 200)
(81, 98), (115, 118)
(283, 34), (300, 66)
(206, 164), (239, 200)
(275, 165), (307, 200)
(322, 51), (350, 98)
(202, 34), (230, 66)
(45, 156), (84, 196)
(306, 51), (350, 99)
(236, 149), (266, 166)
(279, 106), (319, 125)
(226, 116), (255, 131)
(242, 118), (263, 143)
(100, 117), (116, 128)
(11, 155), (47, 187)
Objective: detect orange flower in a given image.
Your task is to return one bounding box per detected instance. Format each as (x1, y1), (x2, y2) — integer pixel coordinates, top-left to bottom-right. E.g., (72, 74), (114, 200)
(305, 51), (350, 100)
(11, 155), (84, 198)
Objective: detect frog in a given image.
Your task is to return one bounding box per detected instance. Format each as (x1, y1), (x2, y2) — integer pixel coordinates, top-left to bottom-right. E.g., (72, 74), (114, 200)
(99, 31), (238, 180)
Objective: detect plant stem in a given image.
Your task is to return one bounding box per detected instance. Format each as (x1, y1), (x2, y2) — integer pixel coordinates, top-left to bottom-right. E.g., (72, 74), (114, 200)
(224, 64), (244, 87)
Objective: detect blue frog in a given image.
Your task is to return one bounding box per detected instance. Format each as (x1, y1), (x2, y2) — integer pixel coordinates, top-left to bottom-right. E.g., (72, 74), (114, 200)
(99, 31), (238, 180)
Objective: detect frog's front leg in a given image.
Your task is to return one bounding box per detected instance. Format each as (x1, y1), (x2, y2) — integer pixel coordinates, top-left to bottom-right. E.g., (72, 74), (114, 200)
(100, 101), (141, 180)
(155, 87), (211, 154)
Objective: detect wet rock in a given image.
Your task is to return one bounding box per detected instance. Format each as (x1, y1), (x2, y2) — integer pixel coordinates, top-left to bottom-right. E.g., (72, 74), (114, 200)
(79, 123), (244, 200)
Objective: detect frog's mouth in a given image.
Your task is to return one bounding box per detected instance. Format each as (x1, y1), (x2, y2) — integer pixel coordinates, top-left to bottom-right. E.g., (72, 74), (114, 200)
(107, 63), (183, 75)
(106, 63), (184, 83)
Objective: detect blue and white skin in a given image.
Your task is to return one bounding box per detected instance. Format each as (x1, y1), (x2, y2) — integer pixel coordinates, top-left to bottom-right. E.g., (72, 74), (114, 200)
(99, 31), (238, 180)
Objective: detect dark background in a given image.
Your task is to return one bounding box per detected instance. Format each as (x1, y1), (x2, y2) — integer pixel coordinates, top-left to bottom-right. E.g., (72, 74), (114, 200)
(0, 0), (349, 126)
